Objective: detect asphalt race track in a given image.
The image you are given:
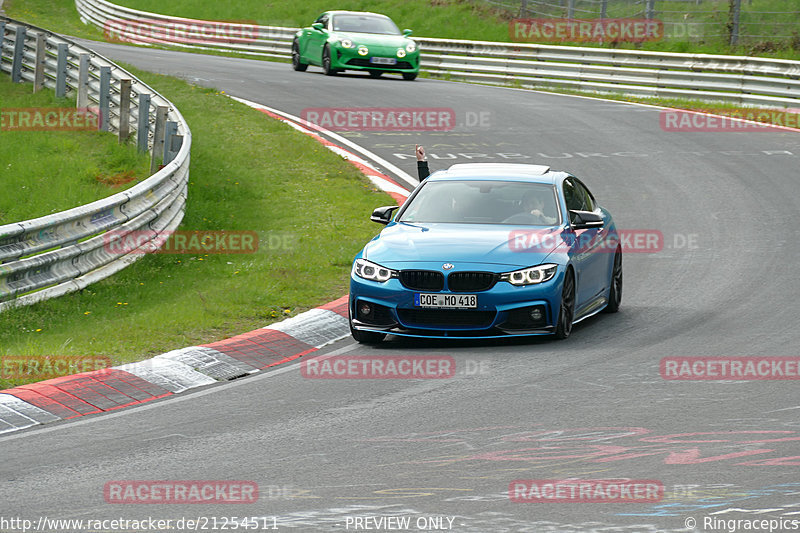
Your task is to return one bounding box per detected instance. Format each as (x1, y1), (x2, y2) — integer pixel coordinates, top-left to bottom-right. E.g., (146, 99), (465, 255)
(2, 41), (800, 532)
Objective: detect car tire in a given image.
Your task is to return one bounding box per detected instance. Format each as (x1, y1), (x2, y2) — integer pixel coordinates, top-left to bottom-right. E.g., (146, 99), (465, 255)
(402, 72), (418, 81)
(554, 268), (575, 340)
(369, 70), (383, 78)
(349, 305), (386, 344)
(603, 248), (622, 313)
(292, 41), (308, 72)
(323, 45), (337, 76)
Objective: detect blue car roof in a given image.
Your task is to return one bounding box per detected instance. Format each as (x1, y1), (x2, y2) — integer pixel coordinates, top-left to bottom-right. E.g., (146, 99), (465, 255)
(426, 163), (567, 185)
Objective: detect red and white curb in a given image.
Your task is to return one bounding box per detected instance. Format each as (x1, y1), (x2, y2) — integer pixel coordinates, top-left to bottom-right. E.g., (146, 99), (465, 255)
(0, 99), (414, 435)
(0, 297), (351, 434)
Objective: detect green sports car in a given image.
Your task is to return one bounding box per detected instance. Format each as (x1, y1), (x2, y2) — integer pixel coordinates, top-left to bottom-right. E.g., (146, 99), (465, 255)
(292, 11), (420, 80)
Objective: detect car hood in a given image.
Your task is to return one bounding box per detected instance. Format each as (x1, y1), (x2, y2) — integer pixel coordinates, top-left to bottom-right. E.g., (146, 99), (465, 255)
(364, 222), (563, 269)
(331, 32), (411, 47)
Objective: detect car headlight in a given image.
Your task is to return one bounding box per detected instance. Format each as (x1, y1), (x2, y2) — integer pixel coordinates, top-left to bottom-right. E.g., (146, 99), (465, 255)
(357, 45), (369, 56)
(397, 48), (406, 58)
(353, 258), (396, 282)
(500, 264), (558, 286)
(340, 39), (353, 48)
(406, 42), (416, 53)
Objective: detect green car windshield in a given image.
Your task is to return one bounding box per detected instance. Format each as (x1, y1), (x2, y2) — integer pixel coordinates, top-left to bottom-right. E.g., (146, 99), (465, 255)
(331, 14), (401, 35)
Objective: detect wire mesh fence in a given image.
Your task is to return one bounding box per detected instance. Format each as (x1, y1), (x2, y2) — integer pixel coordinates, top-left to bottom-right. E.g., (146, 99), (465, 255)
(483, 0), (800, 47)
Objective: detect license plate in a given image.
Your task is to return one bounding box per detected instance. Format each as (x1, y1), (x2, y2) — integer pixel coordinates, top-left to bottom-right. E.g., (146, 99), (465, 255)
(370, 57), (397, 65)
(415, 293), (477, 309)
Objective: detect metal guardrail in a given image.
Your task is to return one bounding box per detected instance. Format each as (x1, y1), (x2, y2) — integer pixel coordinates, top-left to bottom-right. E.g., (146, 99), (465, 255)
(76, 0), (295, 59)
(0, 16), (191, 311)
(419, 38), (800, 107)
(75, 0), (800, 109)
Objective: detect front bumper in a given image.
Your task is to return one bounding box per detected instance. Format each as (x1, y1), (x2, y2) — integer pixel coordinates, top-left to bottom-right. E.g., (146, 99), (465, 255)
(349, 267), (565, 339)
(331, 45), (420, 73)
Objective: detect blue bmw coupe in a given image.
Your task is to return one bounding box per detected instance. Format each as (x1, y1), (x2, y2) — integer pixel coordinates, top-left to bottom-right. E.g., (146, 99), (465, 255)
(349, 163), (622, 342)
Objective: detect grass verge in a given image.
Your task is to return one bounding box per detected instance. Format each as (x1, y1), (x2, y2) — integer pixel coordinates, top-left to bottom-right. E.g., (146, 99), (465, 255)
(0, 65), (392, 389)
(6, 0), (800, 59)
(90, 0), (800, 59)
(0, 75), (151, 223)
(3, 0), (106, 40)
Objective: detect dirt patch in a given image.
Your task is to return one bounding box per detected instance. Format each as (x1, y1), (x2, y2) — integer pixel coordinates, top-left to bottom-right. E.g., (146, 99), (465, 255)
(95, 170), (139, 188)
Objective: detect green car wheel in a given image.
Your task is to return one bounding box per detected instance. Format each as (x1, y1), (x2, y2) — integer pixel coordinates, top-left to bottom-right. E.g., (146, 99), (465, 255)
(292, 41), (308, 72)
(322, 45), (337, 76)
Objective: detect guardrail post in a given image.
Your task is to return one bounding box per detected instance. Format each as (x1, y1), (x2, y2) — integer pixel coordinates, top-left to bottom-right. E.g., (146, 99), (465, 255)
(99, 65), (111, 131)
(729, 0), (741, 46)
(33, 31), (45, 92)
(163, 121), (177, 163)
(567, 0), (575, 19)
(150, 105), (168, 173)
(11, 25), (25, 83)
(0, 22), (6, 50)
(166, 134), (183, 165)
(137, 93), (151, 153)
(646, 0), (655, 20)
(77, 53), (90, 108)
(55, 42), (68, 97)
(118, 78), (131, 143)
(600, 0), (608, 19)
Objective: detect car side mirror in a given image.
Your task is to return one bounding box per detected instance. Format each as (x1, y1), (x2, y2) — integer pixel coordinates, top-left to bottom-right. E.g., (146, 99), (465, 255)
(569, 210), (604, 229)
(371, 206), (399, 225)
(312, 22), (325, 31)
(402, 29), (413, 36)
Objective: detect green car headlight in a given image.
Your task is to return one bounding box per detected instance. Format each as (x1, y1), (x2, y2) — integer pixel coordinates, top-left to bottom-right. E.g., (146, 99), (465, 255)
(397, 48), (407, 58)
(500, 264), (558, 286)
(406, 42), (417, 53)
(357, 46), (369, 56)
(340, 39), (353, 48)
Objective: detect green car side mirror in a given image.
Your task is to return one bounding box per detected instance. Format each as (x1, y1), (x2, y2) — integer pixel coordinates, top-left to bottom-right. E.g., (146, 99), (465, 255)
(312, 22), (324, 31)
(402, 29), (413, 37)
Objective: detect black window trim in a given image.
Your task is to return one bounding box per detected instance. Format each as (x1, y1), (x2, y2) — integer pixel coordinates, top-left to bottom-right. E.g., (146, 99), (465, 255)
(564, 176), (599, 213)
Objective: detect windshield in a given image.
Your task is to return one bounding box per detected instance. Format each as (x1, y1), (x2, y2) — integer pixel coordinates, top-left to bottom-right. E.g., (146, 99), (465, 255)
(331, 14), (401, 35)
(397, 180), (561, 225)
